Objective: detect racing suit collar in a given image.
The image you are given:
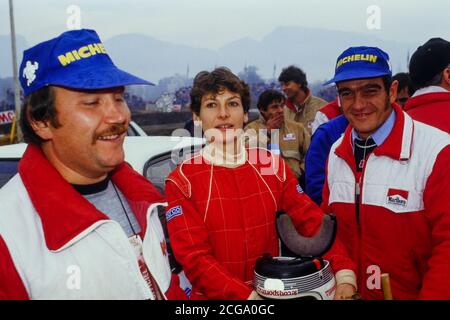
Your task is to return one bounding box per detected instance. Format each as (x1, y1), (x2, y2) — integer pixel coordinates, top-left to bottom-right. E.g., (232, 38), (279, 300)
(18, 145), (164, 251)
(201, 138), (247, 168)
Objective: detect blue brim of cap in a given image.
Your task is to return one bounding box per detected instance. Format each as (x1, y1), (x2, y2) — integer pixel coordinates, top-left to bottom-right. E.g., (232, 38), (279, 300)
(47, 65), (154, 90)
(323, 70), (391, 86)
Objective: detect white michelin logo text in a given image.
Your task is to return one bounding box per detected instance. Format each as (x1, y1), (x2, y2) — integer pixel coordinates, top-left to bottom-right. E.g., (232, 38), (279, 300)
(23, 61), (39, 86)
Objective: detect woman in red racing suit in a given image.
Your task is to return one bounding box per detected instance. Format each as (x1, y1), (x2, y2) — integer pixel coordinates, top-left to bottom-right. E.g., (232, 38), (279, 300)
(165, 68), (357, 300)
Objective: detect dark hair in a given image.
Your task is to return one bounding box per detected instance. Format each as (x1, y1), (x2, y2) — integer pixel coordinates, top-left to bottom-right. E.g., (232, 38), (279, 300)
(337, 75), (393, 94)
(190, 67), (251, 114)
(20, 86), (60, 145)
(392, 72), (414, 96)
(257, 90), (285, 112)
(381, 75), (393, 94)
(278, 65), (308, 88)
(422, 71), (445, 89)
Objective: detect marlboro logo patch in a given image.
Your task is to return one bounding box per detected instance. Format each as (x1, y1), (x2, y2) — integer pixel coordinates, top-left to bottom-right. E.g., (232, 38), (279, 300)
(387, 188), (408, 207)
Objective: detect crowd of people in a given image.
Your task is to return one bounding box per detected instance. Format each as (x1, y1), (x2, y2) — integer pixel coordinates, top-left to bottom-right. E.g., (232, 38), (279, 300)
(0, 88), (15, 113)
(0, 28), (449, 300)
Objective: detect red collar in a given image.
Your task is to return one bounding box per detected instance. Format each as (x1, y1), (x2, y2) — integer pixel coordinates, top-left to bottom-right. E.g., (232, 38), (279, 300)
(404, 92), (450, 112)
(285, 99), (297, 112)
(285, 92), (311, 113)
(319, 98), (342, 120)
(19, 145), (165, 251)
(334, 103), (414, 167)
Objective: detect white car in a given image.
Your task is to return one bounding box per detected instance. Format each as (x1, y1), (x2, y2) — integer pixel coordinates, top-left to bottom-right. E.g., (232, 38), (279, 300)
(127, 121), (148, 137)
(0, 136), (204, 192)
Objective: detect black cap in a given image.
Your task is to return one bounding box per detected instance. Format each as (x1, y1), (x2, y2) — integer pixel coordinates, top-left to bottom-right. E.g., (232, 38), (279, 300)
(409, 38), (450, 89)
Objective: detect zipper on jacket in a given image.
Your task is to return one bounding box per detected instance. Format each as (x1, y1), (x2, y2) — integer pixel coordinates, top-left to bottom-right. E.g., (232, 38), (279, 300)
(354, 153), (371, 296)
(354, 177), (364, 294)
(354, 148), (371, 225)
(355, 181), (361, 225)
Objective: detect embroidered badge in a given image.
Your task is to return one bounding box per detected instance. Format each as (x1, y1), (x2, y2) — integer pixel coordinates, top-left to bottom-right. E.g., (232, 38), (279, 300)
(283, 133), (296, 141)
(387, 188), (408, 207)
(23, 61), (39, 86)
(166, 205), (183, 222)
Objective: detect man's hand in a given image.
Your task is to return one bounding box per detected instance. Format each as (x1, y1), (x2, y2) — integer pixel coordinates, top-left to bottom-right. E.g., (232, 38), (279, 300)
(334, 283), (357, 300)
(266, 113), (284, 131)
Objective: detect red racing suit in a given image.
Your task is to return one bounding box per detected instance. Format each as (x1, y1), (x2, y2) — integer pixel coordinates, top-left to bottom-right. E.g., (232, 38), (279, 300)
(322, 104), (450, 299)
(165, 145), (356, 300)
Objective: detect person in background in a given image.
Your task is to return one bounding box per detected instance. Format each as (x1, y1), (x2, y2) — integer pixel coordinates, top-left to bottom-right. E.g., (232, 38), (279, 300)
(311, 97), (343, 134)
(392, 72), (414, 108)
(305, 114), (348, 205)
(405, 37), (450, 133)
(278, 65), (327, 134)
(245, 89), (310, 186)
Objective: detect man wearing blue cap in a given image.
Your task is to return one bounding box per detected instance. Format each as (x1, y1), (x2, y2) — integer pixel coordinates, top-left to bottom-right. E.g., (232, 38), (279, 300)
(0, 29), (186, 300)
(321, 46), (450, 299)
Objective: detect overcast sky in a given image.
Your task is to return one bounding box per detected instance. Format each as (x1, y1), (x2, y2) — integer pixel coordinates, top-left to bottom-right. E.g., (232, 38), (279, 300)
(1, 0), (449, 49)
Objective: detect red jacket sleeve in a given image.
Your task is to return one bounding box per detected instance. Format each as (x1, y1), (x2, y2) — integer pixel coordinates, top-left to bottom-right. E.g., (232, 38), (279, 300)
(165, 181), (252, 300)
(279, 160), (356, 274)
(165, 273), (189, 300)
(419, 145), (450, 299)
(0, 236), (29, 300)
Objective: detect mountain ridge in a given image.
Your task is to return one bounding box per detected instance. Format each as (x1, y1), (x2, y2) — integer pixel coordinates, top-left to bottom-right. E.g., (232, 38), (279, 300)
(0, 26), (419, 82)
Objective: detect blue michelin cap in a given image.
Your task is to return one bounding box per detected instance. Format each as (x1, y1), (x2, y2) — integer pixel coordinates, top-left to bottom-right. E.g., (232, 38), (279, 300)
(324, 46), (392, 85)
(19, 29), (153, 96)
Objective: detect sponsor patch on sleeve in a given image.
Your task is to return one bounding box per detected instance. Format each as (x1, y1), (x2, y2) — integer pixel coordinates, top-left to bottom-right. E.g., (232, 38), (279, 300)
(296, 184), (304, 193)
(166, 205), (183, 222)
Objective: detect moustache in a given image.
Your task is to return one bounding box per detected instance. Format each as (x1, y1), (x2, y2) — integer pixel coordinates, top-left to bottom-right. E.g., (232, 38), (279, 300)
(93, 124), (128, 143)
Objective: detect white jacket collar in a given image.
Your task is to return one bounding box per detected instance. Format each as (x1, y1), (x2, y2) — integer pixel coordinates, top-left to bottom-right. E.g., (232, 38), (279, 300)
(413, 86), (448, 97)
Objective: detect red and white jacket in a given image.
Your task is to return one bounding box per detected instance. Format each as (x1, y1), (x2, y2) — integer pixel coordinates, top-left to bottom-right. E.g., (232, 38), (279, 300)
(311, 98), (342, 135)
(404, 90), (450, 134)
(165, 143), (356, 300)
(0, 145), (187, 300)
(322, 104), (450, 299)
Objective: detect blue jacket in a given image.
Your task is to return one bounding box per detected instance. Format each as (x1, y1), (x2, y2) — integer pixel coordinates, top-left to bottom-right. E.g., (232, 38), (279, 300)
(305, 115), (348, 205)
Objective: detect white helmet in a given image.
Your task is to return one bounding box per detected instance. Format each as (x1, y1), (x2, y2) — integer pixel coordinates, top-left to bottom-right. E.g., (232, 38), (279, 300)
(253, 213), (338, 300)
(254, 256), (336, 300)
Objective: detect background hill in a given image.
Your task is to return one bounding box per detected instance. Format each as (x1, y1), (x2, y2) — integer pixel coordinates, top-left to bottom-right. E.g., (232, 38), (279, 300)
(1, 26), (418, 83)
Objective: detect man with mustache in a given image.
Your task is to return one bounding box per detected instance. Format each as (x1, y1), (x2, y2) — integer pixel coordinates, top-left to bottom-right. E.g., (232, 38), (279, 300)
(321, 46), (450, 299)
(0, 29), (186, 300)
